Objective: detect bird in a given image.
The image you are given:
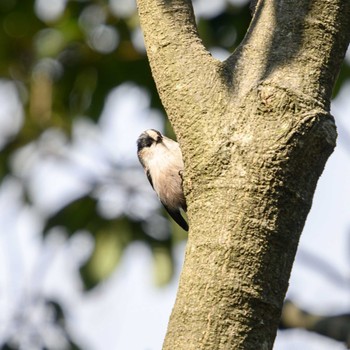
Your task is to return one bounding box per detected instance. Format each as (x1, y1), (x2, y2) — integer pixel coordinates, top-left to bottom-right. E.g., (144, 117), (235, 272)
(137, 129), (188, 231)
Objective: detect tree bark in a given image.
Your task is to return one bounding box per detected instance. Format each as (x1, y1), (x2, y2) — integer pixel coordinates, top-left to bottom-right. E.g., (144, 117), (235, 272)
(136, 0), (350, 349)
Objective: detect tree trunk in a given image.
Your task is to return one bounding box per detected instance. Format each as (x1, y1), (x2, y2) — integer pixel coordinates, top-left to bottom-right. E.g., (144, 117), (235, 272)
(136, 0), (350, 348)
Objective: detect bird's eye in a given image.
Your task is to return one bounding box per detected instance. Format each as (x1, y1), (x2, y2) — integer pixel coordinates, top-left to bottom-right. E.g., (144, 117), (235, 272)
(156, 136), (162, 143)
(145, 138), (153, 147)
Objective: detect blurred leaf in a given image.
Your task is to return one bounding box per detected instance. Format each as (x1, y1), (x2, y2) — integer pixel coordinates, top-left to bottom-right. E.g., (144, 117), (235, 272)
(44, 196), (101, 236)
(333, 61), (350, 97)
(46, 300), (83, 350)
(46, 300), (65, 323)
(152, 245), (174, 286)
(198, 5), (251, 52)
(1, 344), (18, 350)
(79, 220), (127, 289)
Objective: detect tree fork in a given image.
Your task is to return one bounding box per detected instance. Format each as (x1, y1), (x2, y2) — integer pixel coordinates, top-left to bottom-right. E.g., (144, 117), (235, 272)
(136, 0), (350, 348)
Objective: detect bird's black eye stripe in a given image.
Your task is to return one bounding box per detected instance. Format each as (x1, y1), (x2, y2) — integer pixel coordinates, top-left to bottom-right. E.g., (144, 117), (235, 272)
(137, 134), (155, 151)
(137, 130), (163, 151)
(137, 136), (151, 151)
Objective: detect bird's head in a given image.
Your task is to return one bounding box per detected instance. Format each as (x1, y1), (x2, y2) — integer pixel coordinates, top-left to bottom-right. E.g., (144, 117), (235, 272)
(137, 129), (164, 166)
(137, 129), (163, 152)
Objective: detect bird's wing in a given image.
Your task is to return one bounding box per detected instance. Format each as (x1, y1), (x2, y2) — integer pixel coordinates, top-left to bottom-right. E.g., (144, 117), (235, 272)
(161, 202), (188, 231)
(146, 169), (154, 189)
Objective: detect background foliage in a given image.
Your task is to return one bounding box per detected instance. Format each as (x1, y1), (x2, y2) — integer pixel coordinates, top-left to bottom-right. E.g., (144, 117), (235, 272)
(0, 0), (349, 349)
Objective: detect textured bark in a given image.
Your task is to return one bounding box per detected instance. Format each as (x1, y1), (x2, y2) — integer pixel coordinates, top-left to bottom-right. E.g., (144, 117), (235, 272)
(136, 0), (350, 349)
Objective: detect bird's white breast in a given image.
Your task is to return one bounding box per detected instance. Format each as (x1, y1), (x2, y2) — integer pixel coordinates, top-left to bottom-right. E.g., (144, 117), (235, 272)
(148, 139), (184, 210)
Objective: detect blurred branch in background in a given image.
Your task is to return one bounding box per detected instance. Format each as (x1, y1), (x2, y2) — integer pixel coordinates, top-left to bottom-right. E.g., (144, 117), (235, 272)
(280, 300), (350, 349)
(297, 249), (350, 290)
(279, 241), (350, 348)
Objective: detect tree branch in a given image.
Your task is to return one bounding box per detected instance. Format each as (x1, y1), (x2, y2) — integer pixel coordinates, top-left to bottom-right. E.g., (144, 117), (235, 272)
(136, 0), (223, 140)
(227, 0), (350, 108)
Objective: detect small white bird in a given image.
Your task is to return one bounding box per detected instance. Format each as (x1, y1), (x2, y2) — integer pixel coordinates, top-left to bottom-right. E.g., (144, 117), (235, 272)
(137, 129), (188, 231)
